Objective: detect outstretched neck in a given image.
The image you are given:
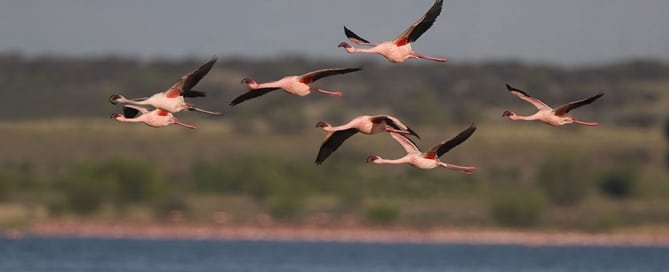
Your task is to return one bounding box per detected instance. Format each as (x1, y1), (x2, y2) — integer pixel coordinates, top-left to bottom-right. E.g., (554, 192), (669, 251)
(505, 112), (535, 121)
(114, 116), (145, 124)
(371, 156), (412, 165)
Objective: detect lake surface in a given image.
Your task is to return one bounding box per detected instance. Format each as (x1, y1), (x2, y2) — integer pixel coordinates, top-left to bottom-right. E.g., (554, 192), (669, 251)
(0, 236), (667, 272)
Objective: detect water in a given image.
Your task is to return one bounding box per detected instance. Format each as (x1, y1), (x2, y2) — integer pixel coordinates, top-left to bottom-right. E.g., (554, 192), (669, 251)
(0, 236), (667, 272)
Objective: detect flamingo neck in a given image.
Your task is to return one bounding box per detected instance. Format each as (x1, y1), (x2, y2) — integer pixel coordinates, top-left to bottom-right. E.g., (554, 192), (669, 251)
(115, 116), (145, 124)
(507, 113), (535, 121)
(371, 156), (412, 165)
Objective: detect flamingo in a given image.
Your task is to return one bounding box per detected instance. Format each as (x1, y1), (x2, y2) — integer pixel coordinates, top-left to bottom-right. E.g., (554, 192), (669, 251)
(314, 115), (420, 165)
(230, 67), (363, 106)
(111, 105), (196, 129)
(338, 0), (447, 63)
(503, 83), (604, 126)
(109, 57), (222, 115)
(367, 124), (477, 174)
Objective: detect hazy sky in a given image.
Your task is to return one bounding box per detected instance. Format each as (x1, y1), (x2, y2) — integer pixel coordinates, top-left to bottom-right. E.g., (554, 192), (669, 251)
(2, 0), (668, 65)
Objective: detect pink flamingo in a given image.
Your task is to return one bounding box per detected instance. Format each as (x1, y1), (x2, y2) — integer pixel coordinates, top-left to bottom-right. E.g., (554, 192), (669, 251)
(110, 57), (222, 115)
(503, 83), (604, 126)
(338, 0), (447, 63)
(231, 67), (362, 106)
(315, 115), (420, 165)
(111, 105), (196, 129)
(367, 124), (477, 174)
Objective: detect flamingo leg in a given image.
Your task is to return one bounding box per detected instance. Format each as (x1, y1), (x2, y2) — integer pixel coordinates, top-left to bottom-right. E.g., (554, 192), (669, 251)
(172, 120), (197, 129)
(573, 120), (599, 126)
(411, 53), (448, 62)
(188, 105), (223, 115)
(441, 163), (476, 174)
(314, 88), (343, 97)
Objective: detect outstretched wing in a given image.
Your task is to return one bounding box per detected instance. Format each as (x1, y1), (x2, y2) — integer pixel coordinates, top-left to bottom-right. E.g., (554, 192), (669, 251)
(377, 115), (420, 139)
(122, 105), (149, 118)
(505, 83), (551, 110)
(314, 128), (360, 165)
(429, 124), (477, 158)
(165, 56), (217, 98)
(389, 131), (421, 154)
(554, 93), (604, 116)
(300, 67), (363, 83)
(229, 87), (281, 106)
(344, 27), (376, 46)
(394, 0), (444, 45)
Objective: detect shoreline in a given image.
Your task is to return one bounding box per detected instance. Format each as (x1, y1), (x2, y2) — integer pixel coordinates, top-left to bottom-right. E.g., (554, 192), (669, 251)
(12, 221), (669, 247)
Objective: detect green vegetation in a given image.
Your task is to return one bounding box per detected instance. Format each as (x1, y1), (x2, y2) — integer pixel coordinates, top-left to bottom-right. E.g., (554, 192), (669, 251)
(490, 191), (546, 228)
(537, 155), (588, 206)
(0, 55), (668, 232)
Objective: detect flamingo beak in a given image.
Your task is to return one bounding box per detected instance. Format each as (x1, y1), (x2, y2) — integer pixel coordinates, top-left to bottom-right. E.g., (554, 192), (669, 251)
(338, 42), (351, 49)
(502, 111), (513, 117)
(240, 78), (252, 84)
(109, 94), (122, 105)
(366, 156), (379, 163)
(110, 113), (122, 119)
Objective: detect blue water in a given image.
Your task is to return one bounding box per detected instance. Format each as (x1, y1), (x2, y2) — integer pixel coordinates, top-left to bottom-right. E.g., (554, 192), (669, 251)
(0, 237), (667, 272)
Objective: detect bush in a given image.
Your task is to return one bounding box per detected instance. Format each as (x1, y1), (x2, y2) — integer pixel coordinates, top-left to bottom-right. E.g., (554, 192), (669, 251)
(365, 204), (400, 225)
(57, 158), (167, 215)
(266, 194), (305, 220)
(537, 156), (588, 206)
(490, 191), (546, 228)
(598, 166), (638, 199)
(61, 174), (115, 215)
(153, 194), (190, 220)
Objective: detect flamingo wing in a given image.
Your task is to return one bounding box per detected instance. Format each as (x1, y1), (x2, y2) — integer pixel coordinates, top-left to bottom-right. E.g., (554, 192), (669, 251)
(122, 104), (150, 116)
(300, 67), (363, 83)
(122, 106), (142, 118)
(389, 131), (421, 154)
(229, 87), (281, 106)
(394, 0), (444, 46)
(344, 27), (376, 46)
(506, 83), (551, 110)
(314, 128), (360, 165)
(165, 56), (217, 98)
(554, 93), (604, 116)
(372, 115), (420, 139)
(429, 124), (477, 158)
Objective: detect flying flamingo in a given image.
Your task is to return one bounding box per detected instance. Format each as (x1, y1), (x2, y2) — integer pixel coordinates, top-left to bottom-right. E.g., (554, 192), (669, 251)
(367, 124), (477, 174)
(109, 57), (222, 115)
(314, 115), (420, 165)
(502, 83), (604, 126)
(338, 0), (447, 63)
(111, 105), (196, 129)
(230, 67), (363, 106)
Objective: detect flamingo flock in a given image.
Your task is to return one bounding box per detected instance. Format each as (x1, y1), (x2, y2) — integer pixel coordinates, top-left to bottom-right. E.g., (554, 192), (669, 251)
(109, 0), (604, 174)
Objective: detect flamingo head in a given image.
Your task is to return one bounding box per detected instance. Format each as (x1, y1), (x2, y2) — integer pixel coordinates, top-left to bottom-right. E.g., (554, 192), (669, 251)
(109, 94), (123, 105)
(240, 78), (255, 85)
(366, 155), (380, 163)
(502, 111), (515, 118)
(110, 113), (123, 119)
(315, 121), (331, 128)
(338, 42), (352, 49)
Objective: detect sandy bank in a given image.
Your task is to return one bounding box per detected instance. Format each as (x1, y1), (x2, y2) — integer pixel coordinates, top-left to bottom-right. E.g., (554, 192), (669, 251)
(13, 221), (669, 247)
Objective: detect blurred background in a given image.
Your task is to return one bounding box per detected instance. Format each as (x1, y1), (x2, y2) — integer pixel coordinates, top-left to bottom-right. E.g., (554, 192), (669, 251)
(0, 0), (668, 235)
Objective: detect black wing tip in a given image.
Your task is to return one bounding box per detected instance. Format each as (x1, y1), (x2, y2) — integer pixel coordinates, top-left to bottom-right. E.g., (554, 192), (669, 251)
(408, 127), (421, 139)
(122, 106), (140, 118)
(505, 83), (530, 96)
(505, 83), (516, 91)
(183, 90), (206, 98)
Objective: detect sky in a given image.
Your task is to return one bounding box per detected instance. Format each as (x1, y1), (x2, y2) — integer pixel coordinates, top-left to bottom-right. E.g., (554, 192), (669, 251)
(1, 0), (668, 66)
